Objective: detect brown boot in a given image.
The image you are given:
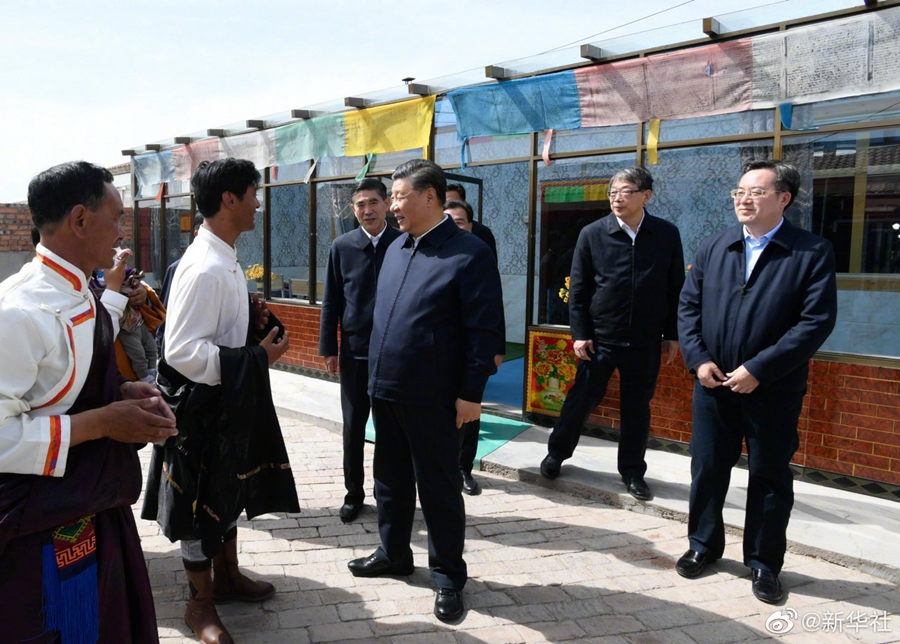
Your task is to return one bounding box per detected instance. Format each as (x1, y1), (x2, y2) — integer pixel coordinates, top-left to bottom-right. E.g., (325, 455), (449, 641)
(184, 560), (234, 644)
(213, 533), (276, 604)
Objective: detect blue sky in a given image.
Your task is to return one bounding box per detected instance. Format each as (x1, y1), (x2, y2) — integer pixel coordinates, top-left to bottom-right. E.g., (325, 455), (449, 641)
(0, 0), (852, 201)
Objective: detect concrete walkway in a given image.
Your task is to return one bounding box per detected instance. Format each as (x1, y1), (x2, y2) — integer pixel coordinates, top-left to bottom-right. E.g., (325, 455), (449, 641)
(133, 370), (900, 642)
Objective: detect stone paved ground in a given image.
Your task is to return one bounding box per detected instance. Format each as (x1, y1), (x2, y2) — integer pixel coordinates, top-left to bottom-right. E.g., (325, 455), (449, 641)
(136, 417), (900, 643)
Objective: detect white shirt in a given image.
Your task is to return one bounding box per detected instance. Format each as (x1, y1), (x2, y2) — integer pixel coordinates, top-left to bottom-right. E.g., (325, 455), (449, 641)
(164, 226), (250, 386)
(616, 211), (645, 243)
(0, 246), (127, 477)
(361, 222), (387, 249)
(744, 218), (784, 282)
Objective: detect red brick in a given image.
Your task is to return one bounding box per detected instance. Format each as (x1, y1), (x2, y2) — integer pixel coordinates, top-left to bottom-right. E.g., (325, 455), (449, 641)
(823, 435), (869, 452)
(857, 428), (900, 447)
(806, 455), (853, 475)
(804, 444), (838, 460)
(808, 420), (856, 438)
(877, 406), (900, 421)
(859, 390), (900, 407)
(809, 371), (844, 387)
(807, 407), (842, 424)
(878, 367), (900, 381)
(810, 384), (860, 402)
(843, 376), (898, 394)
(840, 451), (890, 470)
(853, 465), (900, 484)
(875, 444), (900, 460)
(837, 363), (882, 379)
(840, 413), (894, 432)
(826, 399), (878, 417)
(805, 395), (828, 411)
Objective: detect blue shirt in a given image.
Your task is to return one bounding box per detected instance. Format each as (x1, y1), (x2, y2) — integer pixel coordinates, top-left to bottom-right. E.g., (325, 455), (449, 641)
(744, 218), (785, 283)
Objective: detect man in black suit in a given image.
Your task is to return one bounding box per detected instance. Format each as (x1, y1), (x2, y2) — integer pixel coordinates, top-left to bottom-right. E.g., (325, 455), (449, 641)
(446, 183), (497, 262)
(539, 166), (685, 502)
(319, 178), (401, 523)
(676, 160), (837, 603)
(347, 160), (503, 622)
(445, 198), (505, 496)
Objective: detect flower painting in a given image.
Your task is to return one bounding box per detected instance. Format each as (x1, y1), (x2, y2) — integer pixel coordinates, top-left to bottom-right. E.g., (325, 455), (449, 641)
(526, 330), (578, 416)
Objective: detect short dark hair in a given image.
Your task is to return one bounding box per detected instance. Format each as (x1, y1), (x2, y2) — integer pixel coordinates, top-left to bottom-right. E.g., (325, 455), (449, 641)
(446, 182), (467, 201)
(609, 166), (653, 192)
(27, 161), (114, 231)
(444, 199), (473, 223)
(741, 160), (801, 208)
(31, 227), (40, 248)
(352, 177), (387, 201)
(191, 158), (260, 218)
(392, 159), (446, 206)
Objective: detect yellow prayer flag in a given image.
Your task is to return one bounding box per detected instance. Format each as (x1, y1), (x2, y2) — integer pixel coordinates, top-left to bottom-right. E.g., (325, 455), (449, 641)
(647, 119), (661, 165)
(344, 96), (436, 157)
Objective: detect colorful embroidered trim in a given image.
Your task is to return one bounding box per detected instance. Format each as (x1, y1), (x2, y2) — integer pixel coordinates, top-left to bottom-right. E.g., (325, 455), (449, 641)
(42, 416), (62, 476)
(70, 301), (95, 326)
(36, 252), (82, 291)
(33, 326), (76, 411)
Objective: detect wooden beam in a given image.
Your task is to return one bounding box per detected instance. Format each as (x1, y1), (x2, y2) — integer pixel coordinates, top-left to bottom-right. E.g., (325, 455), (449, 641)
(121, 149), (137, 156)
(485, 65), (511, 80)
(145, 144), (162, 152)
(245, 119), (264, 129)
(408, 83), (430, 96)
(864, 0), (878, 6)
(207, 128), (226, 137)
(344, 97), (367, 108)
(174, 136), (192, 144)
(580, 44), (603, 61)
(703, 17), (722, 37)
(291, 109), (314, 119)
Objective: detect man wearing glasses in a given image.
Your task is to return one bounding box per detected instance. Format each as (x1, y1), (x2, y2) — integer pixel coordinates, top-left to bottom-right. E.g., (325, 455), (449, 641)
(677, 160), (837, 604)
(540, 166), (685, 503)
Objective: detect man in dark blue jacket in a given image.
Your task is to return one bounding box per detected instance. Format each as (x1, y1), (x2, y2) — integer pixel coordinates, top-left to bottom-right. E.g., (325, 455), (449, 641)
(540, 166), (685, 502)
(676, 160), (837, 604)
(319, 178), (401, 523)
(347, 160), (503, 623)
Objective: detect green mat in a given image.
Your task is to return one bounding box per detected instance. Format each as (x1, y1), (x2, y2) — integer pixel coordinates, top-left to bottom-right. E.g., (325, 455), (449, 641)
(364, 413), (532, 470)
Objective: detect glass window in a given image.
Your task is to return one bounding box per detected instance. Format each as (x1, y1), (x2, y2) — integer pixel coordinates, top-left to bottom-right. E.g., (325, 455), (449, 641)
(165, 179), (191, 195)
(234, 189), (265, 294)
(164, 196), (193, 271)
(534, 153), (634, 326)
(269, 183), (310, 301)
(317, 155), (365, 178)
(434, 98), (531, 166)
(368, 148), (424, 173)
(454, 162), (530, 344)
(136, 200), (161, 281)
(539, 124), (636, 156)
(790, 90), (900, 129)
(783, 128), (900, 358)
(269, 160), (311, 184)
(647, 140), (774, 266)
(643, 110), (775, 143)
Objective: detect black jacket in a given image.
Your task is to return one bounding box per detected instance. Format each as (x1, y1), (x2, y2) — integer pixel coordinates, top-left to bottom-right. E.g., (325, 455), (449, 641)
(471, 220), (497, 263)
(319, 225), (402, 358)
(568, 210), (685, 346)
(368, 217), (503, 406)
(678, 219), (837, 393)
(143, 309), (300, 557)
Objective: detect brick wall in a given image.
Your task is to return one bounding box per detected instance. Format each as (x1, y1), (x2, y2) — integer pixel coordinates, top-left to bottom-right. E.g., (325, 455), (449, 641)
(0, 204), (134, 252)
(0, 204), (35, 251)
(270, 301), (900, 487)
(591, 359), (900, 486)
(268, 302), (326, 371)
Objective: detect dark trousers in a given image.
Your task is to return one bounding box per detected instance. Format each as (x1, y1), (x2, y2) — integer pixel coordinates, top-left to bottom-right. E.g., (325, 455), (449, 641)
(459, 419), (480, 473)
(339, 354), (370, 505)
(687, 381), (803, 574)
(371, 397), (467, 590)
(547, 342), (661, 479)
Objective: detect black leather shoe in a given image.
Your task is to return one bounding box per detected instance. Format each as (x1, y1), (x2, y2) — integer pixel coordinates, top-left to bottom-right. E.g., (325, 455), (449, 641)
(752, 568), (784, 604)
(348, 553), (414, 578)
(540, 454), (561, 479)
(624, 476), (652, 501)
(461, 471), (481, 496)
(434, 588), (464, 621)
(339, 502), (361, 523)
(675, 549), (718, 579)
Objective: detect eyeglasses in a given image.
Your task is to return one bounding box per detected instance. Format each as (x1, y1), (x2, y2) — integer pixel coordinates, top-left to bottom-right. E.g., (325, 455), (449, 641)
(607, 188), (645, 199)
(730, 188), (782, 200)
